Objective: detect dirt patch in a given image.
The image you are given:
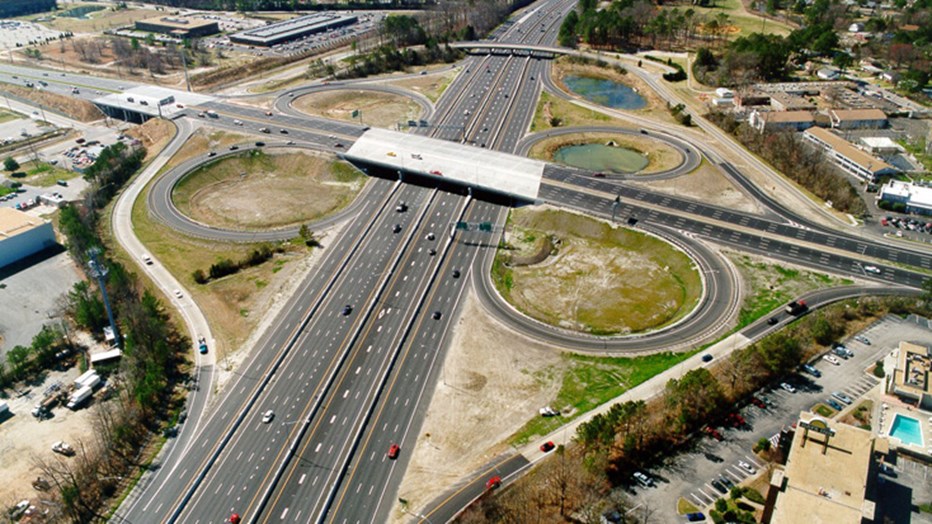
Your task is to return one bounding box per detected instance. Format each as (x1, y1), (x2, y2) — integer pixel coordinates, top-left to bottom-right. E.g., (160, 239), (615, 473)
(0, 365), (101, 508)
(627, 158), (763, 213)
(158, 128), (250, 173)
(393, 292), (564, 521)
(496, 206), (702, 335)
(0, 83), (103, 122)
(292, 90), (420, 129)
(389, 68), (458, 103)
(173, 151), (363, 230)
(528, 131), (684, 174)
(124, 118), (175, 162)
(31, 7), (161, 34)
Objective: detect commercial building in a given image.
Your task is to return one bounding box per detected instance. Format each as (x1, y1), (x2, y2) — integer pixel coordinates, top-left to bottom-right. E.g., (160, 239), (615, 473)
(804, 127), (897, 181)
(230, 13), (358, 47)
(0, 208), (57, 269)
(134, 16), (220, 39)
(885, 341), (932, 411)
(750, 110), (815, 133)
(859, 137), (905, 156)
(878, 180), (932, 215)
(830, 108), (888, 129)
(0, 0), (56, 18)
(762, 412), (878, 524)
(770, 92), (817, 112)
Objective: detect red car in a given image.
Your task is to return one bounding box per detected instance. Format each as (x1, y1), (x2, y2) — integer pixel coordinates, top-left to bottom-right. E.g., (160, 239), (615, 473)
(593, 172), (606, 178)
(751, 396), (766, 409)
(540, 441), (555, 453)
(387, 443), (400, 459)
(726, 413), (746, 427)
(703, 426), (724, 441)
(429, 170), (443, 176)
(486, 476), (501, 490)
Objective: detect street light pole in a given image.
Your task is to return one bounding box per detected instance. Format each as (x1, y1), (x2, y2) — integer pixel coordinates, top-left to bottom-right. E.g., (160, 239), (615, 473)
(611, 195), (621, 223)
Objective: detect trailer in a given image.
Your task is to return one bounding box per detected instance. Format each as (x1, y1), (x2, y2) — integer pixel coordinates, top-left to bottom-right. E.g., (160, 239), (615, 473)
(78, 373), (100, 390)
(74, 370), (97, 388)
(66, 386), (93, 410)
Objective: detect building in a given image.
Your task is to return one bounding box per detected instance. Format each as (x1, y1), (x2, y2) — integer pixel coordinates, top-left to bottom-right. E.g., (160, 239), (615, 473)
(134, 16), (219, 39)
(762, 412), (878, 524)
(830, 109), (888, 129)
(878, 180), (932, 215)
(230, 13), (358, 47)
(770, 92), (817, 112)
(0, 0), (55, 18)
(817, 68), (841, 80)
(859, 137), (905, 156)
(804, 127), (897, 181)
(0, 208), (57, 269)
(885, 341), (932, 410)
(750, 110), (815, 133)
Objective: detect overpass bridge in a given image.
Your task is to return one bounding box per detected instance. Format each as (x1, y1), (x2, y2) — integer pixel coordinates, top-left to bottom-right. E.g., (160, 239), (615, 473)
(449, 41), (574, 58)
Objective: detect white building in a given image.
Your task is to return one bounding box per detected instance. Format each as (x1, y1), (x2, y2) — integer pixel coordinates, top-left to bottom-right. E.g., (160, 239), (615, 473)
(0, 207), (57, 269)
(879, 180), (932, 215)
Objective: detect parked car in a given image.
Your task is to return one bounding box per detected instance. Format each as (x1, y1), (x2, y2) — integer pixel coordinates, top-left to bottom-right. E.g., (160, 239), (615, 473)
(779, 382), (796, 393)
(710, 479), (728, 494)
(802, 364), (822, 377)
(702, 426), (723, 441)
(826, 398), (844, 411)
(823, 355), (841, 365)
(854, 335), (871, 345)
(738, 460), (757, 474)
(750, 396), (767, 409)
(832, 391), (853, 405)
(719, 475), (734, 489)
(633, 471), (654, 488)
(686, 512), (707, 522)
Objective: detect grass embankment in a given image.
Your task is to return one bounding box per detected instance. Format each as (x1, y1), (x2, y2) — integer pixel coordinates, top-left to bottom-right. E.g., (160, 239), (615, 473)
(0, 83), (103, 122)
(493, 207), (702, 335)
(14, 160), (79, 187)
(172, 150), (363, 230)
(292, 90), (420, 129)
(510, 351), (696, 445)
(25, 7), (160, 33)
(730, 253), (852, 328)
(390, 67), (457, 103)
(528, 132), (684, 174)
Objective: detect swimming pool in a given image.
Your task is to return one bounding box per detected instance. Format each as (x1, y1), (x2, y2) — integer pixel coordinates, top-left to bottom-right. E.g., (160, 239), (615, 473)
(889, 414), (924, 447)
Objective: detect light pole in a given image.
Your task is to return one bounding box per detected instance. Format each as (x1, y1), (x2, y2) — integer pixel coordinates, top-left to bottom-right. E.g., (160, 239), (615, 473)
(87, 247), (121, 348)
(611, 195), (621, 223)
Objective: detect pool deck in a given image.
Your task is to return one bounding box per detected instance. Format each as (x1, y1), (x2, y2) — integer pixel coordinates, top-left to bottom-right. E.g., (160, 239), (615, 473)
(876, 399), (932, 456)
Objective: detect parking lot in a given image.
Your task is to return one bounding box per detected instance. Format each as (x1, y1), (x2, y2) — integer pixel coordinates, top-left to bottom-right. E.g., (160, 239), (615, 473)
(629, 315), (932, 522)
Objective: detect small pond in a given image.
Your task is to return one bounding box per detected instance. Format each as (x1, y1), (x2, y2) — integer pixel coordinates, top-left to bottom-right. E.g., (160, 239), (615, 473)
(553, 143), (649, 173)
(57, 5), (105, 19)
(563, 75), (647, 110)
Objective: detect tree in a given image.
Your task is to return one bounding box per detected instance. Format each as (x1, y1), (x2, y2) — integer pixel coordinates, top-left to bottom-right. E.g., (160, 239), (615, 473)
(832, 52), (853, 73)
(7, 345), (32, 379)
(3, 156), (19, 172)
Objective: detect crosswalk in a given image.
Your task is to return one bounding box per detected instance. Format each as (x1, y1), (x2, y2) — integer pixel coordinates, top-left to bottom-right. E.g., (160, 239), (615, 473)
(687, 454), (766, 507)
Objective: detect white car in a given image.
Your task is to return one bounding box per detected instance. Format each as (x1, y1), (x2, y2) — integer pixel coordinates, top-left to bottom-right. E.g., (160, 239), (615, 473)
(173, 289), (183, 299)
(864, 265), (881, 274)
(779, 382), (796, 393)
(823, 355), (841, 365)
(261, 410), (274, 424)
(738, 460), (757, 474)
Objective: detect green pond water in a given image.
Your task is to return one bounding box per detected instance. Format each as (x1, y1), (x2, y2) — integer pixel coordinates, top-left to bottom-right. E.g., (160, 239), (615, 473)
(57, 5), (105, 19)
(564, 75), (647, 110)
(553, 143), (649, 173)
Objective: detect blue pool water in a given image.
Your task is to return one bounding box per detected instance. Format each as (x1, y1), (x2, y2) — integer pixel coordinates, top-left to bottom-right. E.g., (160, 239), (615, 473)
(889, 414), (924, 447)
(563, 75), (647, 110)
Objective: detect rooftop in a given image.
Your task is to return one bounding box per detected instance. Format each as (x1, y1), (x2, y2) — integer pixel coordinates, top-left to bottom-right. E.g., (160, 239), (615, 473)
(343, 128), (545, 201)
(805, 127), (894, 174)
(893, 341), (931, 397)
(770, 412), (876, 524)
(234, 13), (356, 41)
(830, 108), (888, 121)
(138, 16), (217, 30)
(0, 207), (46, 238)
(761, 110), (815, 123)
(880, 180), (932, 209)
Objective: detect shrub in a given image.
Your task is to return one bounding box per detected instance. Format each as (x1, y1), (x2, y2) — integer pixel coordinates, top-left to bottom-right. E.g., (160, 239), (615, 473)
(10, 171), (26, 178)
(192, 269), (207, 284)
(873, 360), (885, 378)
(745, 488), (766, 504)
(715, 498), (728, 513)
(4, 156), (20, 171)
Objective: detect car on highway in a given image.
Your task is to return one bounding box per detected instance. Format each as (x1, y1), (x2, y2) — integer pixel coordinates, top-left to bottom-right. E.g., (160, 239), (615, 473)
(432, 311), (442, 320)
(823, 355), (841, 365)
(593, 172), (606, 178)
(701, 354), (713, 362)
(832, 391), (853, 405)
(208, 151), (217, 157)
(233, 119), (243, 125)
(452, 269), (461, 278)
(767, 316), (779, 325)
(279, 129), (288, 134)
(486, 476), (501, 490)
(710, 478), (728, 494)
(826, 398), (844, 411)
(261, 410), (274, 423)
(229, 145), (239, 150)
(779, 382), (796, 393)
(142, 254), (153, 265)
(426, 232), (435, 241)
(540, 441), (555, 453)
(802, 364), (821, 377)
(259, 128), (270, 133)
(198, 337), (208, 355)
(738, 460), (757, 474)
(392, 224), (402, 233)
(173, 289), (183, 299)
(428, 248), (436, 256)
(265, 111), (273, 116)
(335, 143), (344, 148)
(255, 142), (265, 147)
(396, 202), (407, 212)
(387, 443), (400, 459)
(342, 305), (353, 316)
(864, 265), (881, 274)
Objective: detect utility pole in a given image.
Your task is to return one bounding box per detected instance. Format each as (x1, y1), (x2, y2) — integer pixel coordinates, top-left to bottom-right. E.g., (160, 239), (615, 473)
(611, 195), (621, 223)
(87, 248), (121, 348)
(179, 45), (192, 92)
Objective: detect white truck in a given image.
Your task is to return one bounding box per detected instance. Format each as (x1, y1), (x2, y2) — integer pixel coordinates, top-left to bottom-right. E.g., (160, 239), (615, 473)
(66, 386), (93, 410)
(74, 369), (97, 388)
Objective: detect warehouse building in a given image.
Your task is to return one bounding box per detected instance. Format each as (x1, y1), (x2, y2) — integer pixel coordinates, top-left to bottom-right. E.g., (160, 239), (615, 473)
(135, 16), (220, 39)
(0, 208), (57, 269)
(230, 13), (358, 47)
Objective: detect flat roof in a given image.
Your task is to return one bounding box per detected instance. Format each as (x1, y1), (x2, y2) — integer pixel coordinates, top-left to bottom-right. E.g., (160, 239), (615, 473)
(805, 127), (894, 173)
(344, 128), (545, 201)
(880, 180), (932, 209)
(894, 341), (931, 396)
(770, 412), (875, 524)
(762, 110), (814, 123)
(860, 136), (902, 149)
(138, 16), (217, 30)
(0, 207), (46, 238)
(233, 13), (356, 42)
(830, 108), (887, 121)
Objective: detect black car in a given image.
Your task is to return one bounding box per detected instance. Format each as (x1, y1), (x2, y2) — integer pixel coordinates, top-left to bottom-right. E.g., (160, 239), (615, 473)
(701, 354), (713, 363)
(767, 316), (779, 325)
(392, 224), (402, 233)
(719, 476), (734, 489)
(452, 269), (461, 278)
(208, 151), (217, 157)
(342, 305), (352, 316)
(229, 145), (239, 150)
(710, 479), (728, 494)
(432, 311), (442, 320)
(255, 142), (265, 147)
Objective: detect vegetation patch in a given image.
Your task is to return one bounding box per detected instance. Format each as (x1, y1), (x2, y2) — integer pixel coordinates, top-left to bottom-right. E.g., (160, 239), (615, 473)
(730, 252), (851, 328)
(0, 82), (103, 121)
(527, 132), (683, 174)
(10, 159), (79, 187)
(493, 207), (702, 335)
(510, 351), (695, 446)
(172, 150), (363, 230)
(292, 90), (420, 129)
(390, 67), (457, 103)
